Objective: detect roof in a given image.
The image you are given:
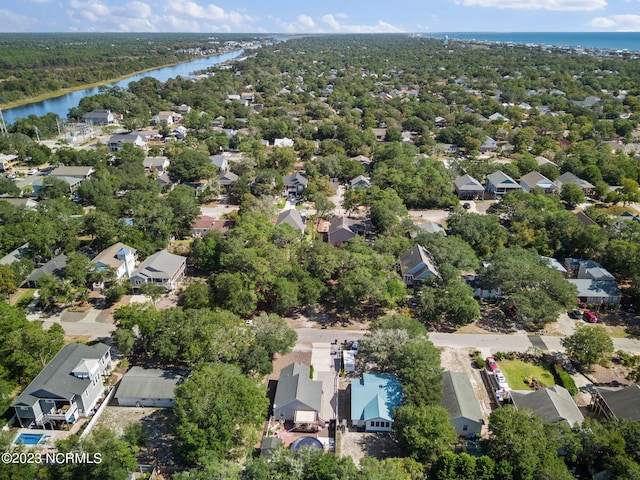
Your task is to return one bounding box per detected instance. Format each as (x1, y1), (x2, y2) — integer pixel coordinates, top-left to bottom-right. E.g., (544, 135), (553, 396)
(510, 385), (584, 426)
(25, 255), (68, 284)
(399, 244), (440, 280)
(114, 367), (185, 402)
(283, 172), (308, 188)
(133, 250), (186, 281)
(0, 242), (30, 266)
(351, 373), (402, 422)
(274, 363), (322, 414)
(143, 157), (169, 168)
(540, 256), (567, 274)
(13, 343), (110, 407)
(92, 242), (135, 270)
(0, 198), (38, 209)
(276, 209), (305, 232)
(520, 171), (557, 189)
(594, 384), (640, 421)
(50, 166), (94, 178)
(441, 371), (484, 423)
(415, 221), (446, 235)
(454, 174), (484, 192)
(486, 170), (518, 188)
(568, 278), (621, 299)
(557, 172), (595, 190)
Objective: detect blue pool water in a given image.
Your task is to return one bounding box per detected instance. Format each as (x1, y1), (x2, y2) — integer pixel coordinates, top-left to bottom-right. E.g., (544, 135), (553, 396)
(14, 433), (44, 446)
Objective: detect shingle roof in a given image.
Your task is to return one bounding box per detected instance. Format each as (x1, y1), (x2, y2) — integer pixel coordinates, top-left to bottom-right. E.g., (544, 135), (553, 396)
(92, 242), (135, 270)
(114, 367), (185, 402)
(557, 172), (595, 190)
(595, 384), (640, 421)
(13, 343), (110, 407)
(399, 244), (440, 280)
(454, 174), (484, 192)
(441, 371), (484, 423)
(25, 255), (68, 284)
(274, 363), (322, 414)
(133, 250), (186, 281)
(486, 170), (518, 187)
(511, 385), (584, 426)
(276, 209), (305, 232)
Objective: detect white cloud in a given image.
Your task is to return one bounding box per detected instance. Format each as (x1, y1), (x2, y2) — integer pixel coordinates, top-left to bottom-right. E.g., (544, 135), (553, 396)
(319, 14), (404, 33)
(297, 15), (316, 29)
(0, 9), (33, 32)
(591, 14), (640, 31)
(454, 0), (606, 10)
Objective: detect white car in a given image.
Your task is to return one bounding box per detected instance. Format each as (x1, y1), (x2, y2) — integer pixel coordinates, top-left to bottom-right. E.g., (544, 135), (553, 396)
(494, 370), (509, 389)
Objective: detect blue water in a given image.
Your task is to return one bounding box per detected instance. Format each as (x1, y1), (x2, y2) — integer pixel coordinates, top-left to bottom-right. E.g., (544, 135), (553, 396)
(428, 32), (640, 52)
(2, 49), (243, 125)
(14, 433), (43, 446)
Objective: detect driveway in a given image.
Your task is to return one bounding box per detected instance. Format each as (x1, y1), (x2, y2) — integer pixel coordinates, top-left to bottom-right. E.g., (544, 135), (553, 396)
(311, 342), (339, 422)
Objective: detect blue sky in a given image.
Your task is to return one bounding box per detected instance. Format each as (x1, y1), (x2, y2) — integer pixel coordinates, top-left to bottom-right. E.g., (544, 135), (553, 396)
(3, 0), (640, 33)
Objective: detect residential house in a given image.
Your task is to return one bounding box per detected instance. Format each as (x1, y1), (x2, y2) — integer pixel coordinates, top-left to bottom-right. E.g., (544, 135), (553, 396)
(434, 116), (448, 128)
(107, 132), (147, 152)
(541, 256), (568, 276)
(556, 172), (595, 196)
(411, 221), (446, 237)
(275, 209), (306, 233)
(47, 166), (95, 194)
(488, 113), (509, 123)
(130, 250), (186, 291)
(566, 258), (622, 305)
(190, 216), (235, 237)
(152, 111), (177, 126)
(0, 153), (18, 172)
(12, 342), (112, 428)
(114, 367), (185, 408)
(349, 175), (371, 189)
(83, 109), (115, 125)
(209, 155), (229, 173)
(0, 242), (30, 266)
(283, 172), (308, 197)
(520, 171), (559, 194)
(511, 385), (584, 427)
(351, 373), (402, 432)
(91, 242), (137, 285)
(172, 126), (188, 140)
(0, 198), (38, 209)
(480, 137), (498, 152)
(485, 170), (521, 199)
(327, 216), (365, 247)
(273, 363), (323, 424)
(372, 128), (387, 142)
(218, 170), (239, 190)
(454, 174), (484, 200)
(143, 156), (170, 175)
(177, 104), (192, 114)
(399, 244), (439, 287)
(351, 155), (372, 173)
(25, 255), (68, 288)
(441, 371), (484, 436)
(535, 156), (558, 168)
(592, 384), (640, 421)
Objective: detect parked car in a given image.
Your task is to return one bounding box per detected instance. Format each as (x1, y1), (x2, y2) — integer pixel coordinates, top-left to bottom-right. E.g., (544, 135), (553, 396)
(486, 356), (498, 372)
(569, 308), (582, 319)
(583, 309), (598, 323)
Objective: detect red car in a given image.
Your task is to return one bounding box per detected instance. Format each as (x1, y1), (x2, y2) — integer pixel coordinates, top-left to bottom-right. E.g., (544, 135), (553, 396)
(486, 356), (498, 372)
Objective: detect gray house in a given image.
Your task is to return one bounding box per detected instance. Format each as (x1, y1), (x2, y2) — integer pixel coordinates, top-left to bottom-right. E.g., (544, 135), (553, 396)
(275, 209), (306, 233)
(327, 216), (365, 247)
(520, 171), (558, 194)
(131, 250), (186, 291)
(454, 174), (484, 200)
(273, 363), (322, 424)
(283, 172), (309, 197)
(485, 171), (521, 199)
(592, 384), (640, 421)
(25, 255), (68, 288)
(511, 385), (584, 427)
(107, 132), (147, 152)
(556, 172), (595, 195)
(12, 343), (111, 429)
(114, 367), (185, 408)
(83, 109), (115, 125)
(441, 371), (484, 436)
(399, 244), (440, 287)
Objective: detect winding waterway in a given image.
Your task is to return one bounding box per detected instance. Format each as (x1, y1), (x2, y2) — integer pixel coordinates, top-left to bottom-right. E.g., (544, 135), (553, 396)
(2, 49), (244, 125)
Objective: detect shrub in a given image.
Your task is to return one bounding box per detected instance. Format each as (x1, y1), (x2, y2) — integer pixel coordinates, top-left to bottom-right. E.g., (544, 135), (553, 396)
(473, 351), (486, 369)
(552, 363), (578, 396)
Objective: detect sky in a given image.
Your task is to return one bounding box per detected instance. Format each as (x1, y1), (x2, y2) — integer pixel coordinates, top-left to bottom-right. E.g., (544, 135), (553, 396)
(2, 0), (640, 33)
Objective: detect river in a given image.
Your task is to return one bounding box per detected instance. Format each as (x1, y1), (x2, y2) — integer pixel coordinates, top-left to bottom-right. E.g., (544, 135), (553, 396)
(1, 49), (244, 125)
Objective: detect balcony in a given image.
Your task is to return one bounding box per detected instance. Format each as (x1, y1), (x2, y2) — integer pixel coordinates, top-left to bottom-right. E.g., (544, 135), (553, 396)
(44, 403), (78, 422)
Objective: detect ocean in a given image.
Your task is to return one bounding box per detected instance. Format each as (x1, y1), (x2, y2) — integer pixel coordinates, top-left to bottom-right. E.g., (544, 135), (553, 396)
(426, 32), (640, 53)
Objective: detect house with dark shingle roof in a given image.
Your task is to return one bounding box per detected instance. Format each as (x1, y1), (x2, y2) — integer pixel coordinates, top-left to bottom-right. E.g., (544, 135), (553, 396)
(12, 343), (111, 428)
(327, 216), (366, 247)
(556, 172), (595, 195)
(511, 385), (584, 427)
(442, 371), (484, 436)
(275, 209), (306, 233)
(24, 255), (68, 288)
(399, 244), (440, 287)
(592, 384), (640, 421)
(114, 366), (186, 408)
(485, 171), (521, 199)
(283, 172), (309, 197)
(273, 363), (323, 423)
(454, 174), (484, 200)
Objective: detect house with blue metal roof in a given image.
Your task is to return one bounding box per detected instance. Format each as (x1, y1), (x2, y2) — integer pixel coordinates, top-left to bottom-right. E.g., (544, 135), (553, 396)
(351, 373), (402, 432)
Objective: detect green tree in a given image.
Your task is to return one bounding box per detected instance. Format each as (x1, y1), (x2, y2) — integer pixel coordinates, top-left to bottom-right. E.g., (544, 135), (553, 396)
(560, 183), (585, 208)
(562, 324), (614, 368)
(169, 150), (215, 183)
(174, 363), (268, 464)
(394, 404), (457, 464)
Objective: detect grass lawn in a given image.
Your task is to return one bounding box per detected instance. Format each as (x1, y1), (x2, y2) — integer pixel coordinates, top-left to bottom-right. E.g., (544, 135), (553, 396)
(498, 359), (555, 390)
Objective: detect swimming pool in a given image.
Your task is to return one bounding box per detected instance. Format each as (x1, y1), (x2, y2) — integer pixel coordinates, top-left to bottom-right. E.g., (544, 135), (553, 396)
(13, 433), (44, 446)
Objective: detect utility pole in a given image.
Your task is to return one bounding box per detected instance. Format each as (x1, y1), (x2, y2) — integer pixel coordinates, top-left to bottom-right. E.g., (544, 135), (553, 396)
(0, 109), (7, 136)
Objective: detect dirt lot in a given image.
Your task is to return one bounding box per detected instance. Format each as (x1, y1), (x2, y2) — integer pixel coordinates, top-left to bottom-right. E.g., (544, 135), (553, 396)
(93, 406), (181, 467)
